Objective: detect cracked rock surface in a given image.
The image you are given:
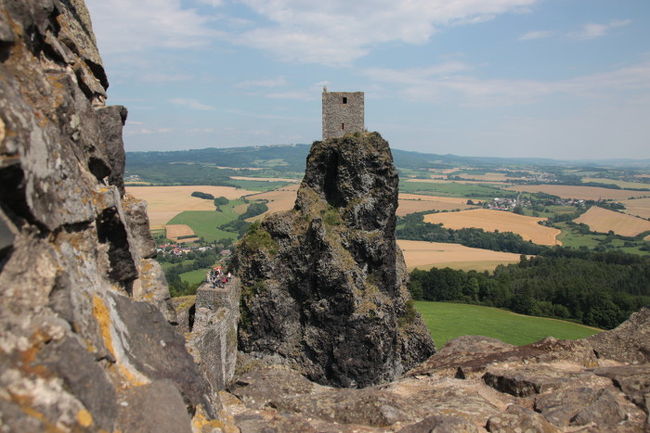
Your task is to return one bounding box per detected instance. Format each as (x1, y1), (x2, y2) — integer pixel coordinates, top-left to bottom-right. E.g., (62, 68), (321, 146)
(0, 1), (227, 431)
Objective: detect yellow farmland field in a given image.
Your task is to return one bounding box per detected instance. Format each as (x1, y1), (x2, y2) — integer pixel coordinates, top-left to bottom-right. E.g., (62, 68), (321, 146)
(244, 184), (299, 220)
(243, 187), (475, 220)
(621, 197), (650, 220)
(574, 206), (650, 237)
(505, 184), (648, 201)
(405, 178), (508, 185)
(165, 224), (199, 243)
(230, 176), (299, 183)
(397, 240), (523, 271)
(424, 209), (561, 246)
(397, 195), (476, 216)
(399, 194), (471, 203)
(126, 185), (255, 229)
(582, 178), (650, 190)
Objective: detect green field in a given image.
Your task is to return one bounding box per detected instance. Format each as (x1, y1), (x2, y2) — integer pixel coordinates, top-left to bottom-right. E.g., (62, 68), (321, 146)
(521, 205), (576, 218)
(399, 181), (513, 200)
(179, 268), (209, 286)
(168, 199), (246, 242)
(414, 301), (601, 347)
(555, 222), (650, 255)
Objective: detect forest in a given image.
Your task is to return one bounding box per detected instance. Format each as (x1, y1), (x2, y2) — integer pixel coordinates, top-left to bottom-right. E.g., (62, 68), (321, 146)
(408, 248), (650, 329)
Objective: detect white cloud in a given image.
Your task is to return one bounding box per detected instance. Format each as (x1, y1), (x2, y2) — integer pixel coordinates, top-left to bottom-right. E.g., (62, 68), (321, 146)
(570, 19), (631, 40)
(519, 30), (553, 40)
(86, 0), (222, 54)
(169, 98), (216, 110)
(235, 77), (288, 88)
(194, 0), (223, 7)
(364, 60), (650, 107)
(235, 0), (539, 65)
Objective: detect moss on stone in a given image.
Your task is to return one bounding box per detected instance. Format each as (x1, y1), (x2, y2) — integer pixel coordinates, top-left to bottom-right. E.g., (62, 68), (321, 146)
(240, 222), (278, 255)
(321, 207), (341, 226)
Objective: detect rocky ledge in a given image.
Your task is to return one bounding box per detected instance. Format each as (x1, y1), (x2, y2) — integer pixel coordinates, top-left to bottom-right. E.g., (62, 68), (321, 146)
(221, 308), (650, 433)
(233, 132), (435, 387)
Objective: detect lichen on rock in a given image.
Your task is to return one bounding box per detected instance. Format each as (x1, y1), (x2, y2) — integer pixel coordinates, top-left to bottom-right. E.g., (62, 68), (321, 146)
(0, 1), (220, 431)
(233, 132), (435, 387)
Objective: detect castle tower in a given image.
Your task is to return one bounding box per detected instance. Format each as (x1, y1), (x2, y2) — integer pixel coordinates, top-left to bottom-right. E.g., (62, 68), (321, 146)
(322, 88), (364, 139)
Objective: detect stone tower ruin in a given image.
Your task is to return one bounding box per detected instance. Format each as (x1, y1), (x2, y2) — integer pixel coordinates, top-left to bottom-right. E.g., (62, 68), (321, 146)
(322, 88), (364, 139)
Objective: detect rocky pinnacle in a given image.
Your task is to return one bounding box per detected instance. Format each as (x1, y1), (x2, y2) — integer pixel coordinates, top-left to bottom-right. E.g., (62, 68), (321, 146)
(234, 132), (435, 387)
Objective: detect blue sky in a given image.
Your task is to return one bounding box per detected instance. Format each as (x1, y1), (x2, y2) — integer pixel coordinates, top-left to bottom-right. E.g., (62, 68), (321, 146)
(86, 0), (650, 159)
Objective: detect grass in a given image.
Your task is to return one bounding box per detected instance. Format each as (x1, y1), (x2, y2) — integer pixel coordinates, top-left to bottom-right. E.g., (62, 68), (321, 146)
(414, 301), (601, 347)
(521, 205), (576, 218)
(167, 199), (246, 242)
(399, 181), (513, 200)
(179, 268), (208, 286)
(555, 222), (650, 255)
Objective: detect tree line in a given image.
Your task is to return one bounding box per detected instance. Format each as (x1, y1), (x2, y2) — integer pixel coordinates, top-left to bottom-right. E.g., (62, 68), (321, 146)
(218, 201), (269, 236)
(409, 248), (650, 329)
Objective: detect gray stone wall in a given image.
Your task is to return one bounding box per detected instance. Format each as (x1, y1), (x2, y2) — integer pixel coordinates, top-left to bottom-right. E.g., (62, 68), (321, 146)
(188, 279), (241, 390)
(322, 91), (364, 139)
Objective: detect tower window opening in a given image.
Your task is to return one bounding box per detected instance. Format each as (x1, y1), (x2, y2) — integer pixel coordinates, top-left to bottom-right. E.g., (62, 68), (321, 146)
(341, 123), (345, 130)
(342, 97), (347, 104)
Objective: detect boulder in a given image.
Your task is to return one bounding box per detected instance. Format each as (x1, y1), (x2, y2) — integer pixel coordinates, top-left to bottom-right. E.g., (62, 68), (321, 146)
(589, 307), (650, 364)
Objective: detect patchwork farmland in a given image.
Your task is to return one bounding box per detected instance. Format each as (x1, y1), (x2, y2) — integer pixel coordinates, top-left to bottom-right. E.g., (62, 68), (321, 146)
(126, 185), (255, 229)
(423, 209), (561, 245)
(397, 239), (524, 271)
(574, 206), (650, 237)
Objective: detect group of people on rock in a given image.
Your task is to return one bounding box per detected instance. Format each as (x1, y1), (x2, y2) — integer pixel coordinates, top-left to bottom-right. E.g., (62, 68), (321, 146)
(207, 265), (232, 288)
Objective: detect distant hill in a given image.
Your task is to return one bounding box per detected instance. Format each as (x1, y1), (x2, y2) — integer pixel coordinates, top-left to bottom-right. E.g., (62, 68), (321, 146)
(126, 144), (312, 172)
(127, 143), (650, 173)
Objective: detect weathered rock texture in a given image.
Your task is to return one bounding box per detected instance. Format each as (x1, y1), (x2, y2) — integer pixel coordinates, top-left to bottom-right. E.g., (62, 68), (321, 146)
(589, 307), (650, 364)
(223, 320), (650, 433)
(189, 280), (242, 391)
(233, 132), (435, 387)
(0, 1), (225, 431)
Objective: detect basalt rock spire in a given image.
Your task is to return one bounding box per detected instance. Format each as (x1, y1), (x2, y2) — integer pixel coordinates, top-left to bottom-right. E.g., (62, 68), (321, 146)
(234, 132), (435, 387)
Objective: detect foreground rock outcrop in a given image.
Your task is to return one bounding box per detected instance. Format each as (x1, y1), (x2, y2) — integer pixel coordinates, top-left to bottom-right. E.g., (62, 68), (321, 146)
(0, 1), (225, 431)
(223, 310), (650, 432)
(233, 132), (435, 387)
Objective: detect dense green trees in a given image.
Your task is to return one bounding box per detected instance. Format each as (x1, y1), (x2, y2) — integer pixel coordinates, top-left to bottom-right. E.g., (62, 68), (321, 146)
(218, 201), (269, 236)
(239, 202), (268, 219)
(397, 213), (546, 255)
(157, 249), (220, 296)
(191, 191), (214, 200)
(409, 248), (650, 329)
(214, 196), (229, 206)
